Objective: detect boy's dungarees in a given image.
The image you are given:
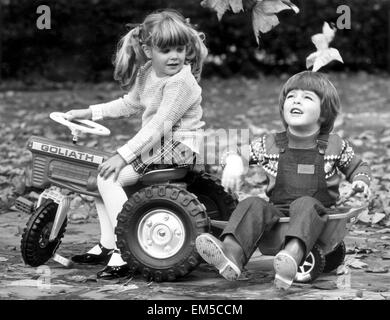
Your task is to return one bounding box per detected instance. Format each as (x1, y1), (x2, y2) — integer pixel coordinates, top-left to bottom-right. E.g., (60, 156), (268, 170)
(221, 131), (333, 261)
(270, 131), (335, 207)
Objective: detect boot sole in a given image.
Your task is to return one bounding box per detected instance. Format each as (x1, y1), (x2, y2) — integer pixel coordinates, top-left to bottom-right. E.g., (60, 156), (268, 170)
(196, 234), (241, 281)
(273, 251), (298, 290)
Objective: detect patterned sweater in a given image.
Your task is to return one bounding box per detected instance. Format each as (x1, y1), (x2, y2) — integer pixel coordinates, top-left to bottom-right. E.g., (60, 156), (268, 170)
(247, 130), (371, 201)
(90, 61), (205, 164)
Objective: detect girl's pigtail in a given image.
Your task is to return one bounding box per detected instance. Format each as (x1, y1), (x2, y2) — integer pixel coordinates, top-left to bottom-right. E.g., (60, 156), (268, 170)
(113, 26), (147, 89)
(186, 28), (208, 82)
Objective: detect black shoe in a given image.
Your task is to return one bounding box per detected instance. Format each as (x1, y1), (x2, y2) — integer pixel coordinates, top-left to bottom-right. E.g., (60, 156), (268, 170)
(97, 264), (131, 280)
(71, 243), (114, 265)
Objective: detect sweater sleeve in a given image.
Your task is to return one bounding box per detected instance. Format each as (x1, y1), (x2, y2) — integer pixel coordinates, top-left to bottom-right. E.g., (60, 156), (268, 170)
(337, 139), (372, 185)
(249, 136), (266, 165)
(117, 78), (196, 163)
(89, 80), (142, 121)
(221, 135), (266, 168)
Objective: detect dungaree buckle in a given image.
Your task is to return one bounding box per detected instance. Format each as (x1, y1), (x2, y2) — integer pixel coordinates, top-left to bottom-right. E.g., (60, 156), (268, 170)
(318, 147), (325, 155)
(316, 137), (328, 155)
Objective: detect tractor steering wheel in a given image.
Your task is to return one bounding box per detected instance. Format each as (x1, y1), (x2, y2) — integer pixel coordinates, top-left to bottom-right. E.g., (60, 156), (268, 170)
(49, 112), (110, 142)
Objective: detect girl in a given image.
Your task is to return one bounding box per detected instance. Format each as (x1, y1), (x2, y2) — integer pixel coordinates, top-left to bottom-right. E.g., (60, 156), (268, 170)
(66, 9), (208, 279)
(196, 71), (371, 289)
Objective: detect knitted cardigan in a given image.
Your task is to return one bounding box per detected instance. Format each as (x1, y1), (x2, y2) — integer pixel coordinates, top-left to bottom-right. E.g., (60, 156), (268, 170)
(90, 61), (205, 163)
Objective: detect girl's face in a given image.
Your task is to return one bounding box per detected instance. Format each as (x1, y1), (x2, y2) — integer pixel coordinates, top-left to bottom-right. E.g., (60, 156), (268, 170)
(283, 89), (321, 134)
(145, 45), (186, 77)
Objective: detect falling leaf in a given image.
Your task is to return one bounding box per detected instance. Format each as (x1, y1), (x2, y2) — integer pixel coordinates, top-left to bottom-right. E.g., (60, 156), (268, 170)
(252, 0), (299, 43)
(306, 22), (344, 72)
(201, 0), (299, 42)
(252, 3), (280, 35)
(201, 0), (230, 20)
(229, 0), (243, 13)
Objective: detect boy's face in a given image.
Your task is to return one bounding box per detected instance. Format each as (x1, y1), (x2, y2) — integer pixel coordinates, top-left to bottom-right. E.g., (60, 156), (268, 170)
(283, 89), (321, 133)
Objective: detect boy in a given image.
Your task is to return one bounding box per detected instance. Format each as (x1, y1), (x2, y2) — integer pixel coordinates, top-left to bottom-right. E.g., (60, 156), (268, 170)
(196, 71), (371, 289)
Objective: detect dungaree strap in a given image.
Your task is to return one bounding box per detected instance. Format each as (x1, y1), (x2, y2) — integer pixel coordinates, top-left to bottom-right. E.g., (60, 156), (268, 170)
(275, 131), (329, 154)
(316, 133), (329, 155)
(274, 132), (289, 153)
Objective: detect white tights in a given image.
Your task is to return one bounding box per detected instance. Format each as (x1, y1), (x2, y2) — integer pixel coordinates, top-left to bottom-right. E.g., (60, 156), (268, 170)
(92, 164), (141, 266)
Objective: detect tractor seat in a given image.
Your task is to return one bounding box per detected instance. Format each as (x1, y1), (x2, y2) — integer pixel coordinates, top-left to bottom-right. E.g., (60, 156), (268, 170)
(140, 166), (190, 185)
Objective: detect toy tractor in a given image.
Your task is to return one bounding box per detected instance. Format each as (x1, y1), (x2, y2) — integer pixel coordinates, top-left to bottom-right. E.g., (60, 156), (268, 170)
(19, 112), (238, 282)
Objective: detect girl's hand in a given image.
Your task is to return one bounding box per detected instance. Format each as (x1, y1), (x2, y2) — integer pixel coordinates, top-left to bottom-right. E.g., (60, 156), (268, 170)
(221, 154), (245, 192)
(349, 180), (371, 198)
(98, 154), (127, 181)
(65, 109), (92, 121)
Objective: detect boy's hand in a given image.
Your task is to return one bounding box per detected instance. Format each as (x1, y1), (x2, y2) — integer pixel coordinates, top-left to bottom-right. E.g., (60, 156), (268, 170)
(98, 154), (127, 181)
(221, 154), (245, 192)
(349, 180), (371, 198)
(65, 109), (92, 121)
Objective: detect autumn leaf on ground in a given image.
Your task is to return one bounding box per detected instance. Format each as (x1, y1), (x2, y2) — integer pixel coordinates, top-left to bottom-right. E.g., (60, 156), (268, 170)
(365, 266), (388, 274)
(306, 22), (344, 72)
(312, 280), (338, 290)
(336, 264), (349, 275)
(381, 251), (390, 260)
(356, 208), (371, 224)
(372, 212), (386, 225)
(344, 256), (368, 269)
